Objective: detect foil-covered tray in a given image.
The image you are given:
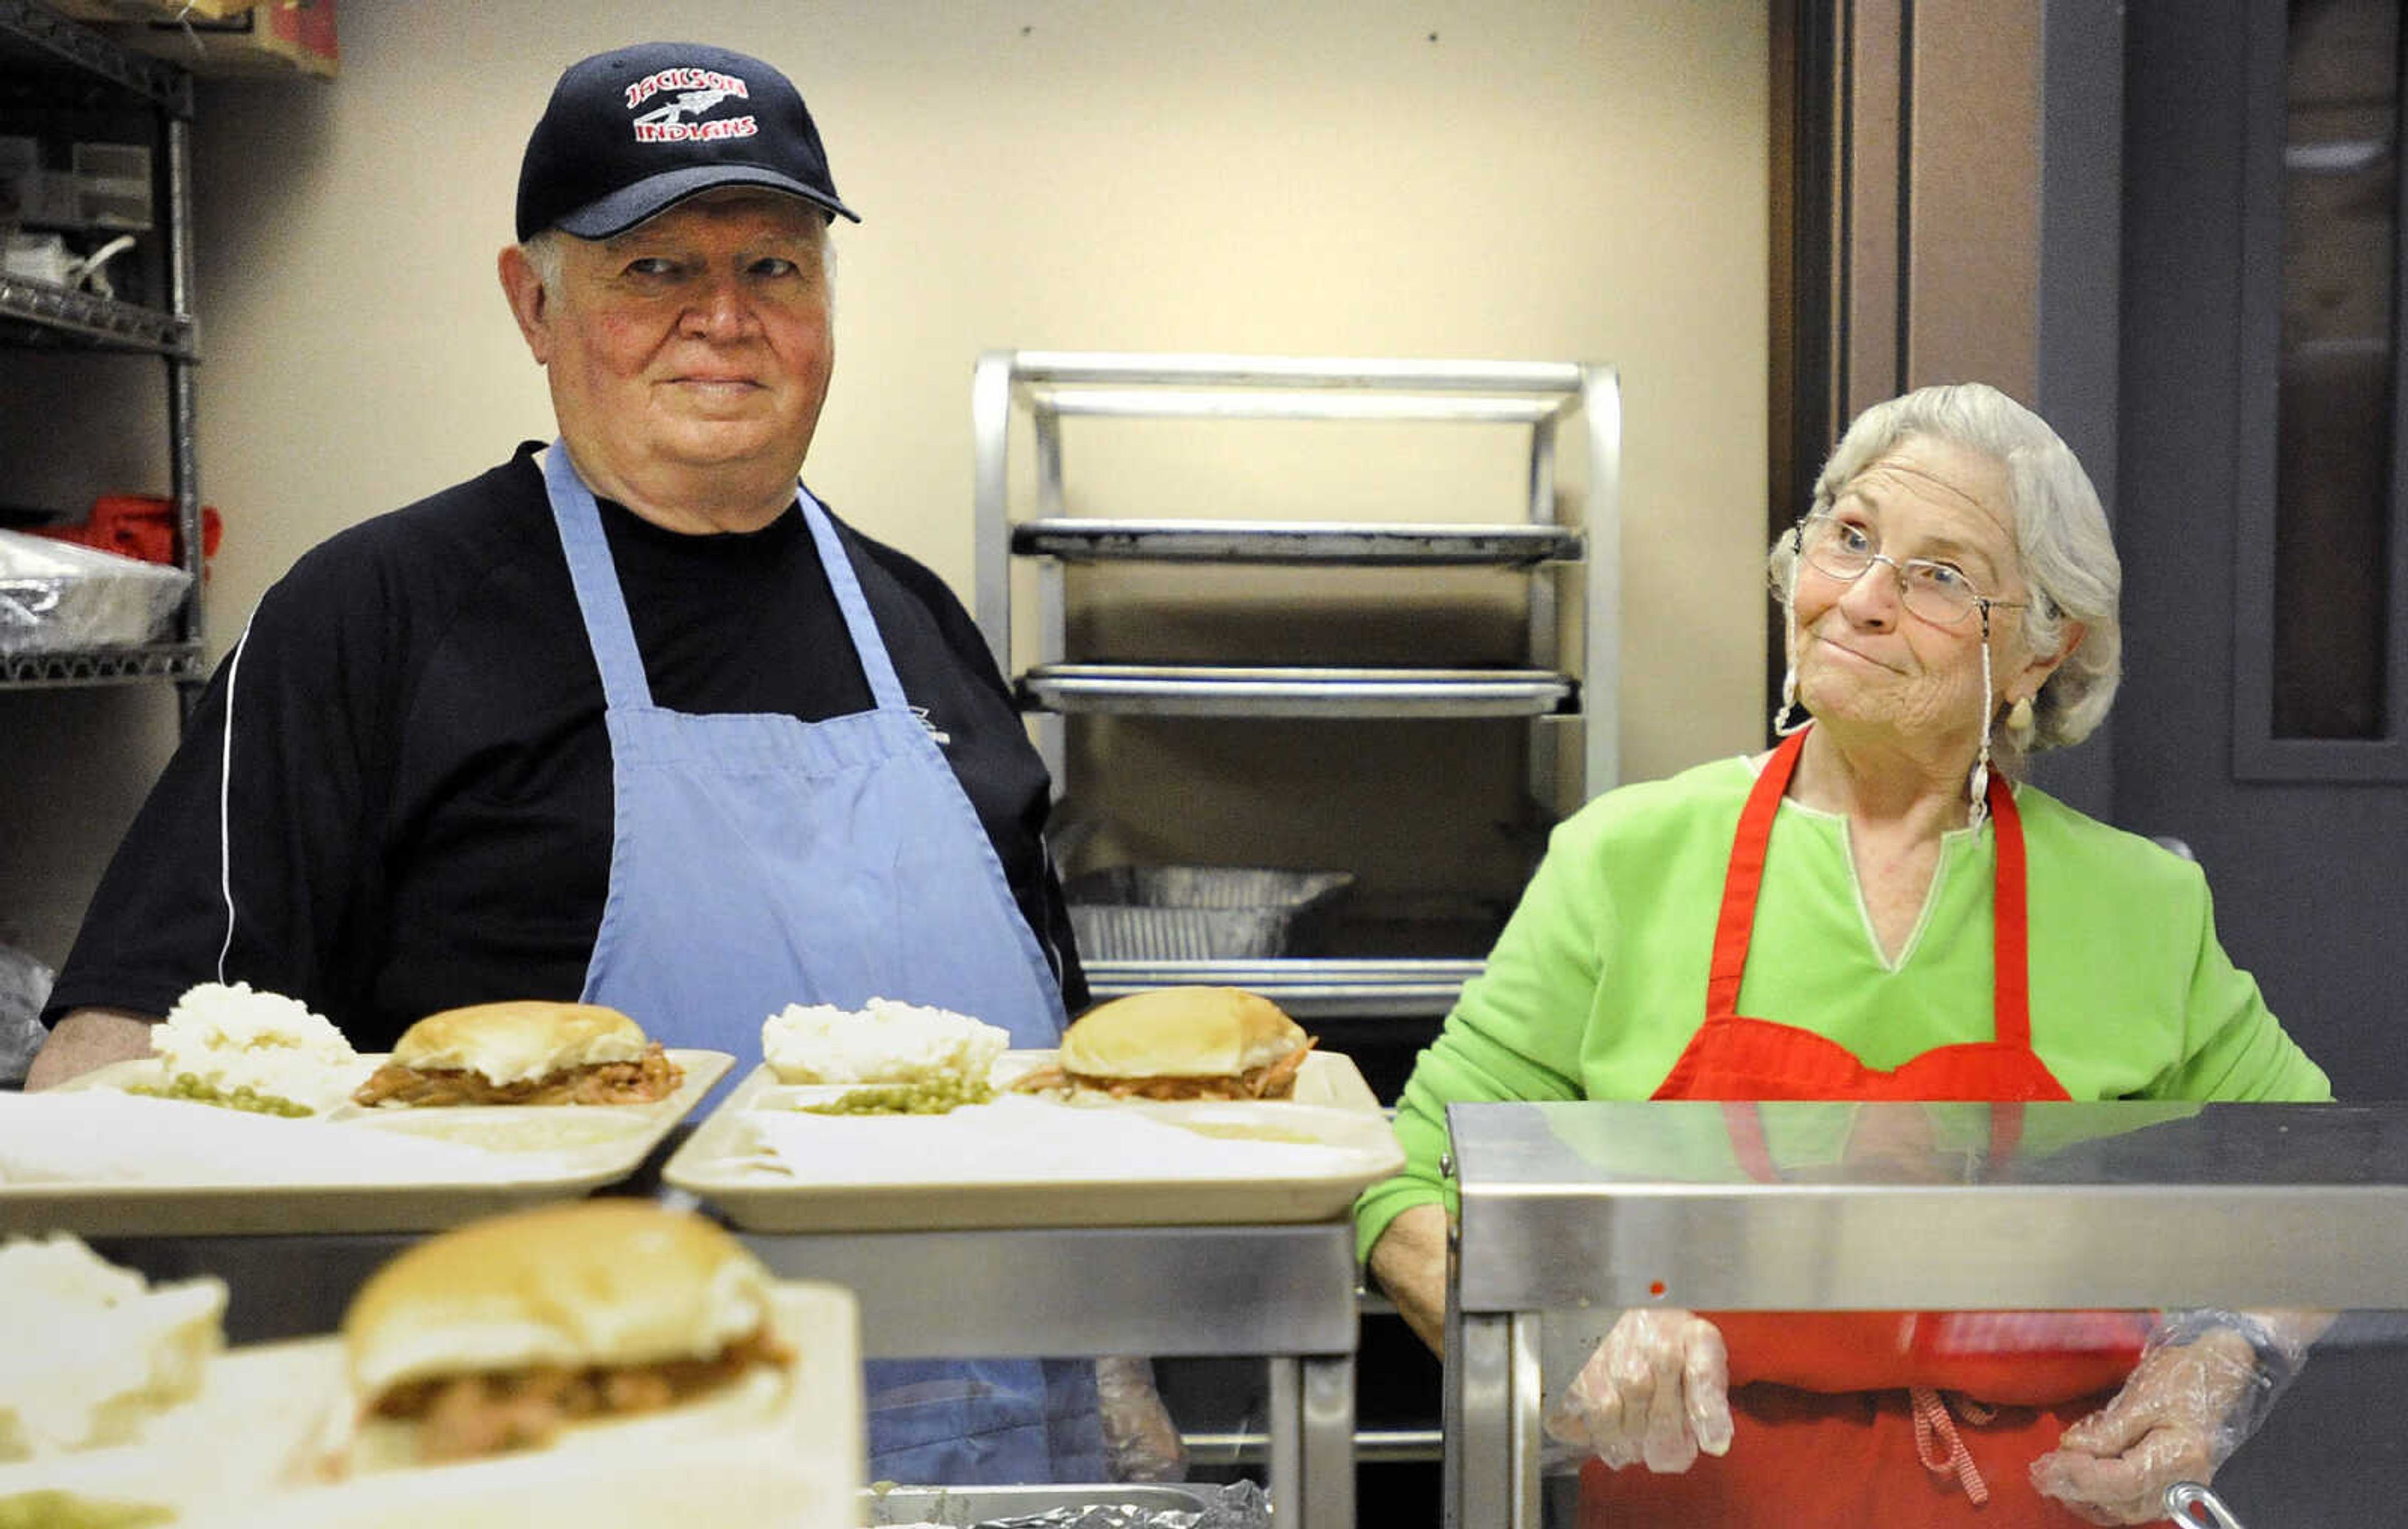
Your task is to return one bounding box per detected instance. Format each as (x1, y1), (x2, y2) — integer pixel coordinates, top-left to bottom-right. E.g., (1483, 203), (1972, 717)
(862, 1479), (1271, 1527)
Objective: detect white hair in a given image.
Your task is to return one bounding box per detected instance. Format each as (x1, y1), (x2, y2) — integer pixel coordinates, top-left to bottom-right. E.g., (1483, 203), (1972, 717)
(1766, 382), (2123, 761)
(516, 196), (838, 305)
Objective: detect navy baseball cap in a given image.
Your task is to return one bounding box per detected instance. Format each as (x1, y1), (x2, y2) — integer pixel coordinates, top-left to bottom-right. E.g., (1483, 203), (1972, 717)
(515, 41), (860, 241)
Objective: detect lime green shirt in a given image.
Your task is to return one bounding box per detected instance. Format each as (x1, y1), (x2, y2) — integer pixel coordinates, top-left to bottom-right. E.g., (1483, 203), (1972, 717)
(1354, 756), (2333, 1262)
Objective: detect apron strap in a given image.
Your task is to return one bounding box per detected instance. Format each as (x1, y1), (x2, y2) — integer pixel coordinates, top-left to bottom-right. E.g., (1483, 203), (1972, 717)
(544, 443), (658, 711)
(542, 447), (906, 719)
(1708, 727), (2032, 1060)
(1707, 729), (1808, 1020)
(796, 491), (911, 714)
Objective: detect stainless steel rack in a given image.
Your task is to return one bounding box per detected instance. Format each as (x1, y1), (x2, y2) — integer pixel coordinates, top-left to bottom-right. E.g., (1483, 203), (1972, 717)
(1085, 956), (1487, 1022)
(972, 351), (1621, 1013)
(1019, 663), (1578, 720)
(0, 1), (203, 711)
(1012, 519), (1583, 567)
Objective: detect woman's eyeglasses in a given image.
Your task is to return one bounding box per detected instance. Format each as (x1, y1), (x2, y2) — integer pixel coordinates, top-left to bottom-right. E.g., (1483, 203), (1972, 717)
(1791, 513), (2026, 627)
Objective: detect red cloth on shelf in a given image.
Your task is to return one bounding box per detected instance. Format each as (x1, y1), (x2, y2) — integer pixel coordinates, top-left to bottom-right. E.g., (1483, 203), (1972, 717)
(26, 494), (221, 576)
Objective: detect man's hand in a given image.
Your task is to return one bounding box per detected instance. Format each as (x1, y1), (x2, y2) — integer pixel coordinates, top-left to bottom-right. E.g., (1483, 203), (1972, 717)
(23, 1008), (156, 1091)
(2028, 1327), (2263, 1525)
(1545, 1308), (1734, 1473)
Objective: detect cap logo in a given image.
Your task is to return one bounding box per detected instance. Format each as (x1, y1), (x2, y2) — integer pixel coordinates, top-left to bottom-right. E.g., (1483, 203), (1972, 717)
(624, 66), (758, 143)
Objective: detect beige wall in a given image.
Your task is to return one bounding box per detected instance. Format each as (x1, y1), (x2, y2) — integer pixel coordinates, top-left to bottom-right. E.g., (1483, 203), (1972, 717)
(1, 1), (1768, 968)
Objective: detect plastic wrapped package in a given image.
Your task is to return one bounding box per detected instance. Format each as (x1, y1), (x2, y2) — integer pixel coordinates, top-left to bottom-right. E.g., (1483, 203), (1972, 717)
(0, 944), (56, 1088)
(0, 527), (191, 653)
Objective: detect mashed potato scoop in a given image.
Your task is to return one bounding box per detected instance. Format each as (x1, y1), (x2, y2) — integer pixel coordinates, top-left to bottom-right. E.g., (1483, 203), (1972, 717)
(761, 999), (1009, 1091)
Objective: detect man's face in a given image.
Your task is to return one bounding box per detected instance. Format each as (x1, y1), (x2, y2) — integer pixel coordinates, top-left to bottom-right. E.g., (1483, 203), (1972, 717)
(515, 191), (833, 494)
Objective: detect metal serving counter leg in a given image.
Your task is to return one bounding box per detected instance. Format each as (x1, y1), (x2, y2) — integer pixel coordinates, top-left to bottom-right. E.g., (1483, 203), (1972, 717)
(1444, 1311), (1541, 1529)
(1269, 1354), (1358, 1529)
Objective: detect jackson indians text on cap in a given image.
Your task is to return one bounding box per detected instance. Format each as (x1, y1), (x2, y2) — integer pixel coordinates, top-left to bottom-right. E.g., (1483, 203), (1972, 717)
(514, 40), (861, 243)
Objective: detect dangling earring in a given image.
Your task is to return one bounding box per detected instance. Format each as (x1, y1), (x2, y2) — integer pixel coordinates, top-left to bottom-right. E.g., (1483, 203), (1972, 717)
(1772, 664), (1807, 736)
(1772, 596), (1809, 736)
(2008, 696), (2036, 735)
(1968, 610), (1996, 830)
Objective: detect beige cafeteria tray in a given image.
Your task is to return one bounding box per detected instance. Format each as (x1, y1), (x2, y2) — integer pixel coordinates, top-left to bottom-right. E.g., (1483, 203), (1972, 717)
(664, 1049), (1403, 1233)
(9, 1281), (860, 1529)
(0, 1049), (732, 1236)
(0, 1333), (342, 1512)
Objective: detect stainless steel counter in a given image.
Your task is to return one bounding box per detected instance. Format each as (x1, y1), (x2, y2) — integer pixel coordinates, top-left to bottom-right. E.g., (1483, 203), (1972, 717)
(1439, 1099), (2408, 1529)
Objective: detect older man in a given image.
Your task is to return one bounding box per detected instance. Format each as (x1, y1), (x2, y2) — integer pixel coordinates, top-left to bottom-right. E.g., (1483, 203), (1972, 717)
(33, 41), (1106, 1485)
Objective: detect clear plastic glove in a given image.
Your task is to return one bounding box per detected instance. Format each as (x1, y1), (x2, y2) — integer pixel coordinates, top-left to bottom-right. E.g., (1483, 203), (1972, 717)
(2030, 1312), (2306, 1526)
(1096, 1354), (1188, 1483)
(1543, 1308), (1734, 1473)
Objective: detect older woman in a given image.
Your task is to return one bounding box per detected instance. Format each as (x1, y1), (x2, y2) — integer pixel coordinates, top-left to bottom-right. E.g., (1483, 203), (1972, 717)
(1356, 383), (2330, 1527)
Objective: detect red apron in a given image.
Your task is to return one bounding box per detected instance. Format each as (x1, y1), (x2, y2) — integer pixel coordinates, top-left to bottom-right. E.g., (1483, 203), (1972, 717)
(1579, 727), (2151, 1527)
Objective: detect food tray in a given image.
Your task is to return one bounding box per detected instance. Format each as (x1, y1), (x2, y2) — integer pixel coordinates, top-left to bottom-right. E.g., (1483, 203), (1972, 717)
(0, 1049), (732, 1235)
(8, 1282), (860, 1529)
(663, 1050), (1402, 1233)
(1065, 865), (1354, 961)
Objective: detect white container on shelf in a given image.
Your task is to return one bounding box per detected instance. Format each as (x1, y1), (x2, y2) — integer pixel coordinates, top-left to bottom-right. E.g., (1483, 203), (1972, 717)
(2, 231), (74, 285)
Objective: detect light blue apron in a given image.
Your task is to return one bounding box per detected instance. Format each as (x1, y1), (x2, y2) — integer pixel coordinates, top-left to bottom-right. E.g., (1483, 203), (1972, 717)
(545, 446), (1104, 1484)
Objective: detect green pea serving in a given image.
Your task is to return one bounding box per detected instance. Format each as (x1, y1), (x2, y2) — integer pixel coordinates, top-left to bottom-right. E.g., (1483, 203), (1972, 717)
(803, 1076), (995, 1116)
(126, 1074), (313, 1117)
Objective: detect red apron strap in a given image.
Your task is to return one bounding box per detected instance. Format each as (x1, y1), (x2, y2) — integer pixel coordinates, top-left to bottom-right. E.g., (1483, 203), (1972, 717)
(1708, 730), (1809, 1021)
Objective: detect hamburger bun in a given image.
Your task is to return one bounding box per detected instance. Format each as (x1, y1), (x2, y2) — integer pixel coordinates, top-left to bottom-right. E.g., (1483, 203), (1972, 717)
(1058, 987), (1309, 1084)
(388, 1001), (649, 1087)
(352, 1001), (682, 1107)
(345, 1201), (769, 1392)
(329, 1201), (787, 1473)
